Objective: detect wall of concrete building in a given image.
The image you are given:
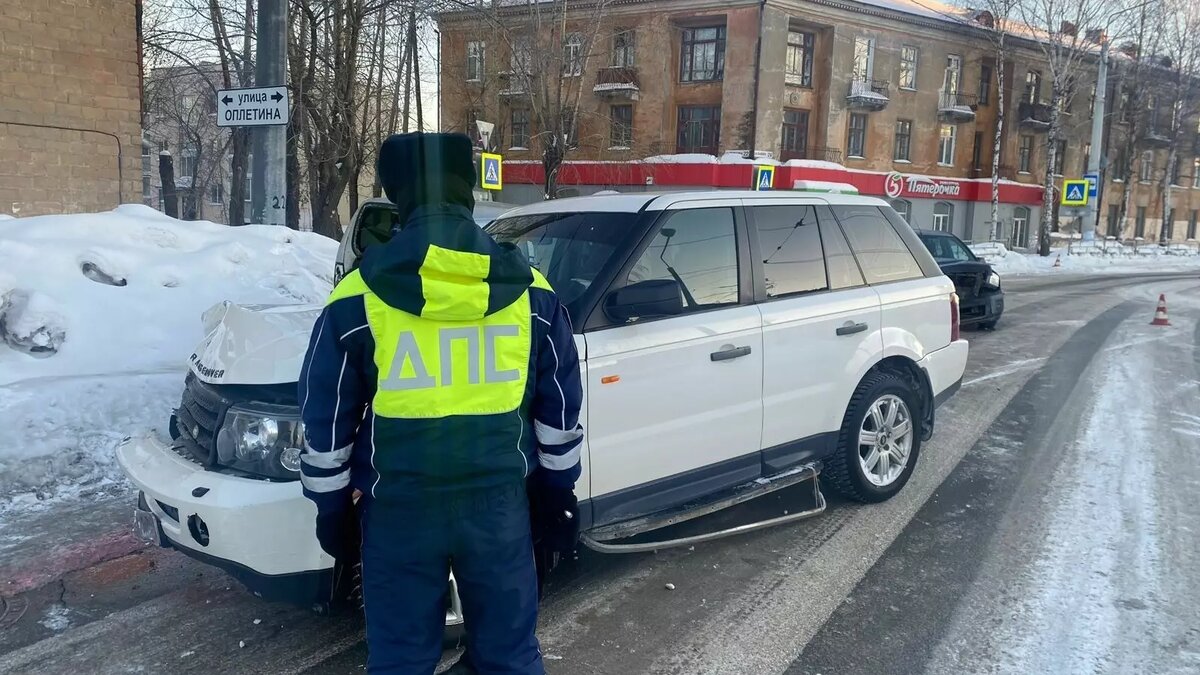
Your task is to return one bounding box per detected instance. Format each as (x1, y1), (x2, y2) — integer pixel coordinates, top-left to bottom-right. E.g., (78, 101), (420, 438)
(0, 0), (142, 217)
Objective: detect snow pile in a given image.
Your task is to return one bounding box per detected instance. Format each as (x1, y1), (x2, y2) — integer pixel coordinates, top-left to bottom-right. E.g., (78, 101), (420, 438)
(783, 158), (846, 170)
(982, 246), (1200, 277)
(643, 153), (719, 164)
(0, 206), (337, 507)
(792, 180), (859, 194)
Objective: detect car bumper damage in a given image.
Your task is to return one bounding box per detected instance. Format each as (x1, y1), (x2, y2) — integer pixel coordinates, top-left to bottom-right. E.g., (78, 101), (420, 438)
(116, 434), (465, 629)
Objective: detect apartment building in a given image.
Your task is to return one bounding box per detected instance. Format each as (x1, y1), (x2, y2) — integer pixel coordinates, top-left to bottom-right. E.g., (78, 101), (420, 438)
(439, 0), (1200, 246)
(0, 0), (143, 217)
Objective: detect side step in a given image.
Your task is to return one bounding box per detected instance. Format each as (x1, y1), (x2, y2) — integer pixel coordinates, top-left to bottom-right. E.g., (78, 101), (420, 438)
(580, 464), (826, 554)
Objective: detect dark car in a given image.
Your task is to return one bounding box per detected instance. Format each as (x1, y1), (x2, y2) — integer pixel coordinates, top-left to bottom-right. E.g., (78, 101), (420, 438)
(916, 230), (1004, 330)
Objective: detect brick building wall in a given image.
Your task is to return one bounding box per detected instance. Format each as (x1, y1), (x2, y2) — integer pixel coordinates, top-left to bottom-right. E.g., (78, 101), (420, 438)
(0, 0), (142, 217)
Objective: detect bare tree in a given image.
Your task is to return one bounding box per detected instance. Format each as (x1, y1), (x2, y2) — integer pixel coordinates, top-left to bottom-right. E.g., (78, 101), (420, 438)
(1018, 0), (1114, 255)
(1154, 0), (1200, 242)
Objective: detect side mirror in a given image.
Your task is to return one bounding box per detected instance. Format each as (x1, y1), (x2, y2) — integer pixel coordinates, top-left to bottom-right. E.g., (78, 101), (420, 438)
(605, 279), (684, 322)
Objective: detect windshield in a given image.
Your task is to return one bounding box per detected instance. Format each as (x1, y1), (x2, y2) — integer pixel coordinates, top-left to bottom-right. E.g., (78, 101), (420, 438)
(919, 233), (975, 263)
(487, 211), (642, 323)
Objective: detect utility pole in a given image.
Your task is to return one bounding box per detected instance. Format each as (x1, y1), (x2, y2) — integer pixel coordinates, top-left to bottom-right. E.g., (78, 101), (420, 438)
(1083, 37), (1108, 244)
(251, 0), (287, 226)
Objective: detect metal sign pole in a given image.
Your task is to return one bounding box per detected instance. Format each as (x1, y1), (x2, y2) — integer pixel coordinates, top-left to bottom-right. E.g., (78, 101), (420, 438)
(251, 0), (287, 226)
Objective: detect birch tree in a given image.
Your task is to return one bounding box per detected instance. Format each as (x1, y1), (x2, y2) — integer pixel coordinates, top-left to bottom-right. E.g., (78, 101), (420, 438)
(1019, 0), (1114, 255)
(1154, 0), (1200, 242)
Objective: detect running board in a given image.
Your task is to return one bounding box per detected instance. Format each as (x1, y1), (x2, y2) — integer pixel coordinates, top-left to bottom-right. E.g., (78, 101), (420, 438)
(580, 464), (826, 554)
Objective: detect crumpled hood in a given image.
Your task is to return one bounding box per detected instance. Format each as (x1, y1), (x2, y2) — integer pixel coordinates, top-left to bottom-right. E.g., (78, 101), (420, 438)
(190, 301), (323, 385)
(358, 206), (534, 321)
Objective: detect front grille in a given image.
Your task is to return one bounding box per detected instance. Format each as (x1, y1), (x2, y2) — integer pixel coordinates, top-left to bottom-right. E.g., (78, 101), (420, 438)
(951, 272), (983, 300)
(173, 374), (231, 465)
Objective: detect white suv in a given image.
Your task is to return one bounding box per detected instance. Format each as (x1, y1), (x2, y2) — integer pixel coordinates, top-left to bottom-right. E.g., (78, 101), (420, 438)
(116, 191), (967, 619)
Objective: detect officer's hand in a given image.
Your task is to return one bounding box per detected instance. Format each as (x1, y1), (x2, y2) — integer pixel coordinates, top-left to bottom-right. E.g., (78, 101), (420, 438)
(315, 508), (355, 560)
(533, 483), (580, 556)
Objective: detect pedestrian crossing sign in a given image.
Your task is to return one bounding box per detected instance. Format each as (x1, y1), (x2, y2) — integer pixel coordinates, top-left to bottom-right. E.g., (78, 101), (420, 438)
(1061, 179), (1088, 206)
(753, 165), (775, 191)
(481, 153), (503, 191)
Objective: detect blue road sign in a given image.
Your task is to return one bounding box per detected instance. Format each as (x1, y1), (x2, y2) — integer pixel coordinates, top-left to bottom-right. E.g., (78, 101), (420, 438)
(1062, 179), (1088, 206)
(481, 153), (503, 190)
(1084, 172), (1098, 198)
(753, 165), (775, 191)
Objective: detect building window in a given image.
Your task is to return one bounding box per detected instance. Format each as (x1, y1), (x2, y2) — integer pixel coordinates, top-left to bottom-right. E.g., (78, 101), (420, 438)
(612, 30), (635, 67)
(179, 144), (198, 179)
(894, 119), (912, 161)
(937, 124), (956, 165)
(1140, 151), (1153, 182)
(1012, 207), (1030, 248)
(510, 37), (531, 72)
(610, 104), (633, 148)
(1018, 135), (1033, 173)
(847, 113), (868, 158)
(899, 46), (918, 89)
(1188, 210), (1198, 240)
(781, 109), (810, 160)
(561, 108), (578, 148)
(1052, 140), (1067, 176)
(510, 109), (529, 149)
(1135, 206), (1147, 238)
(852, 36), (875, 81)
(891, 199), (912, 223)
(466, 41), (485, 82)
(1194, 158), (1200, 188)
(785, 31), (815, 87)
(1107, 205), (1121, 237)
(1024, 70), (1042, 104)
(933, 201), (954, 232)
(972, 132), (983, 170)
(944, 54), (962, 95)
(1171, 158), (1183, 186)
(1164, 209), (1175, 240)
(978, 64), (992, 105)
(563, 33), (584, 76)
(680, 26), (726, 82)
(1083, 143), (1091, 172)
(677, 105), (721, 154)
(207, 182), (223, 205)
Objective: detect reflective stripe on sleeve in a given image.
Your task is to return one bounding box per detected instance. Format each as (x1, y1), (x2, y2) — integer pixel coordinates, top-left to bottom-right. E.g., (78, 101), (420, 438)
(538, 443), (581, 471)
(301, 467), (351, 493)
(534, 420), (583, 446)
(301, 443), (354, 469)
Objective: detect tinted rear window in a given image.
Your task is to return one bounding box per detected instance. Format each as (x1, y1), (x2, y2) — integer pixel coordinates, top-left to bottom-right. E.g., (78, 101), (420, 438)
(751, 205), (827, 297)
(831, 206), (925, 284)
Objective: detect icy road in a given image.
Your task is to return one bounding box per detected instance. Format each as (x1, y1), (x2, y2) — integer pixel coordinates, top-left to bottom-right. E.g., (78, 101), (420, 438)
(1, 272), (1198, 675)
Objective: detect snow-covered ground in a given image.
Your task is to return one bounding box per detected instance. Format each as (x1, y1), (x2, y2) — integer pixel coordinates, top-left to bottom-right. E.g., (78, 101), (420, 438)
(970, 241), (1200, 276)
(0, 206), (337, 510)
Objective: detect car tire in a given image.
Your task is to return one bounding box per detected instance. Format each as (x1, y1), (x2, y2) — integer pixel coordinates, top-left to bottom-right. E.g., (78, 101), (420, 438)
(825, 371), (922, 503)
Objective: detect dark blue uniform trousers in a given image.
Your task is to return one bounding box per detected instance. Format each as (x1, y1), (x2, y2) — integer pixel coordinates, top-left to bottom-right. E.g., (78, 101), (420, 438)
(360, 483), (544, 674)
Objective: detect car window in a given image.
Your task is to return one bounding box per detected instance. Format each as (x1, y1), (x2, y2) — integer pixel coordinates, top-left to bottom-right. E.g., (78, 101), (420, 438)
(832, 205), (924, 284)
(623, 207), (739, 311)
(816, 206), (866, 289)
(751, 205), (827, 297)
(919, 233), (974, 262)
(488, 211), (641, 321)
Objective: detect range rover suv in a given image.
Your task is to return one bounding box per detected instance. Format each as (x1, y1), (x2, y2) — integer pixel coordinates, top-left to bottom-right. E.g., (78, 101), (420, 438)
(117, 191), (968, 623)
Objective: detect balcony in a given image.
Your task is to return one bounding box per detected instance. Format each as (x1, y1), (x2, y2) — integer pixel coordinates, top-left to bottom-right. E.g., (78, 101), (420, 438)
(1142, 125), (1171, 148)
(593, 67), (640, 101)
(1018, 101), (1052, 131)
(846, 79), (890, 111)
(938, 91), (977, 123)
(780, 146), (843, 163)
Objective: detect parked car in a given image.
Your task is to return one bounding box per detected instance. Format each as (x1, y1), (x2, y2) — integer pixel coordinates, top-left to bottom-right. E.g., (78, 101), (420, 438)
(117, 192), (968, 628)
(915, 230), (1004, 330)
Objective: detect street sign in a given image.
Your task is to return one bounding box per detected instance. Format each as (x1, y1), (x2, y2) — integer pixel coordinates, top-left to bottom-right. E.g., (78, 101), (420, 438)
(1061, 179), (1088, 206)
(481, 153), (503, 191)
(1084, 172), (1099, 198)
(216, 86), (289, 128)
(753, 165), (775, 191)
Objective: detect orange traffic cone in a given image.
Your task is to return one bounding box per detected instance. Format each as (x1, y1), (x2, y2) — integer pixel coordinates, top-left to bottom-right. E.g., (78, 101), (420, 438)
(1053, 254), (1062, 268)
(1150, 294), (1171, 326)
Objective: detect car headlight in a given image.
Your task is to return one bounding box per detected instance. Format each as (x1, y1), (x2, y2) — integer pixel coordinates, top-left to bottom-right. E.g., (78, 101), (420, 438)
(215, 403), (304, 480)
(986, 271), (1001, 288)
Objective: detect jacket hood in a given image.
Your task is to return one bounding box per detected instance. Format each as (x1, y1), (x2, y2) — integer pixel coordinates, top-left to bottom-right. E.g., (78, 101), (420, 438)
(358, 204), (534, 321)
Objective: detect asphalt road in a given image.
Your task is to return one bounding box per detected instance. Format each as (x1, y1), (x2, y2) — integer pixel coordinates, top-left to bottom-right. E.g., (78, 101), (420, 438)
(1, 272), (1197, 675)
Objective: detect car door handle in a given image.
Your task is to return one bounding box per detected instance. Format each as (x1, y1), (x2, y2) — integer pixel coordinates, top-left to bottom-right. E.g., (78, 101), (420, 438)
(710, 345), (752, 361)
(836, 322), (869, 336)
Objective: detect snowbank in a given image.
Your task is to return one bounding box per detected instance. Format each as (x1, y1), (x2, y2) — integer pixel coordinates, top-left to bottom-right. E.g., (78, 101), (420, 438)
(971, 243), (1200, 277)
(792, 180), (859, 194)
(0, 206), (337, 506)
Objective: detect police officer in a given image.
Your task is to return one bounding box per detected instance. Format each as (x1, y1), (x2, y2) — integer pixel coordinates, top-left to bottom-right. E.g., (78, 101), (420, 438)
(298, 132), (583, 674)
